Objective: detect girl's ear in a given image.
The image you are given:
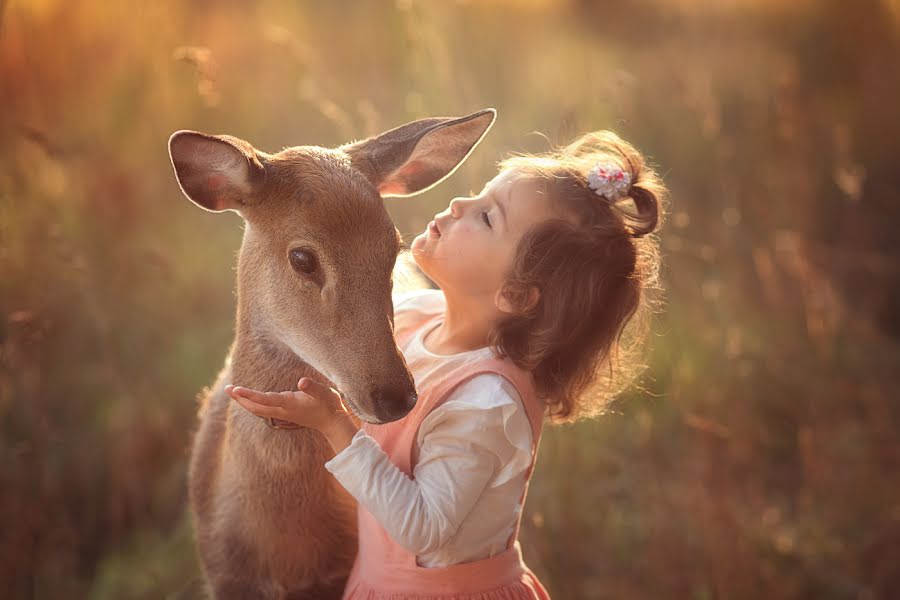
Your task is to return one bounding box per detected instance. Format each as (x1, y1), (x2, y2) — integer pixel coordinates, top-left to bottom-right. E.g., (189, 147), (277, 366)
(495, 285), (540, 315)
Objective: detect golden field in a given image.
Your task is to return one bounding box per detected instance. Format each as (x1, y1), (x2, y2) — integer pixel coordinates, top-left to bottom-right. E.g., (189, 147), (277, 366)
(2, 0), (899, 598)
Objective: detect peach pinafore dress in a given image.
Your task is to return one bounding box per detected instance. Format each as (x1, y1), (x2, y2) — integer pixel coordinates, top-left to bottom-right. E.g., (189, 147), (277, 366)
(341, 306), (552, 599)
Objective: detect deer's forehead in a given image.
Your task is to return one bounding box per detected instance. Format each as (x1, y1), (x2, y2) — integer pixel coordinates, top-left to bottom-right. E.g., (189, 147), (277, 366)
(274, 157), (353, 194)
(266, 149), (378, 208)
(255, 153), (399, 262)
(263, 177), (392, 235)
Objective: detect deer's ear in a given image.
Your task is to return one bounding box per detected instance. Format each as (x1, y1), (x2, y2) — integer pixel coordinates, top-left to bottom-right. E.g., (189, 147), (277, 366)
(341, 108), (497, 198)
(168, 131), (267, 213)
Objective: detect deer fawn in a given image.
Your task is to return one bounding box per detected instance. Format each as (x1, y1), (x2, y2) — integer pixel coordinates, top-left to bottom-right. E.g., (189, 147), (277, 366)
(167, 108), (497, 599)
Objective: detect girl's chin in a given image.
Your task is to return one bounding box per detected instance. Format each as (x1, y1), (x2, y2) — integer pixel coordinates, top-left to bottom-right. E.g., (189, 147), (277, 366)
(411, 230), (437, 250)
(409, 240), (438, 275)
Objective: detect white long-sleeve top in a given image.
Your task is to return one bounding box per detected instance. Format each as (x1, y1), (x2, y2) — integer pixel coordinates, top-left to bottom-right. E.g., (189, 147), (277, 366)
(324, 289), (534, 568)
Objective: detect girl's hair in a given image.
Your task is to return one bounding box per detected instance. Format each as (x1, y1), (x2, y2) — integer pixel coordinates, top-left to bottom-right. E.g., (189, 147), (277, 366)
(488, 130), (669, 424)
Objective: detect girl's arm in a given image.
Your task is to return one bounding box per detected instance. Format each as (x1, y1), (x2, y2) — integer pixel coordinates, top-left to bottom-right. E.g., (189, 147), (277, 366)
(324, 375), (533, 556)
(225, 369), (533, 557)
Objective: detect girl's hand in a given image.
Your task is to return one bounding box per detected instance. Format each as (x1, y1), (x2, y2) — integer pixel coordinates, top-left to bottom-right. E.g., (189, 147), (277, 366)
(225, 377), (357, 440)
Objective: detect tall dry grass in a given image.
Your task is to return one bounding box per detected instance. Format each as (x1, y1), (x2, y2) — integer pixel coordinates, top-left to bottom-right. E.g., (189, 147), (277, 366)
(2, 0), (899, 598)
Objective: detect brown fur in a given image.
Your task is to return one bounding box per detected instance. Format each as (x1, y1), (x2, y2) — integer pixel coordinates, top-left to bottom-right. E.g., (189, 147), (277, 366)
(167, 109), (496, 598)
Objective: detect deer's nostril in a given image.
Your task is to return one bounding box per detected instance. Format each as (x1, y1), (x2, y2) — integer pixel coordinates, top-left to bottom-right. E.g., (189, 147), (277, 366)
(372, 385), (418, 422)
(404, 390), (418, 412)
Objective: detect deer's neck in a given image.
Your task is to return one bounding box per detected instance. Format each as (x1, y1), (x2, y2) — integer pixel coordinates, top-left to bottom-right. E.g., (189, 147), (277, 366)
(224, 303), (334, 466)
(229, 304), (323, 393)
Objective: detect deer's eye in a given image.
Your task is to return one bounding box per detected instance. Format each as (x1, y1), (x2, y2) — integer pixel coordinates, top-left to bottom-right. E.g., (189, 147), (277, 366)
(289, 247), (318, 275)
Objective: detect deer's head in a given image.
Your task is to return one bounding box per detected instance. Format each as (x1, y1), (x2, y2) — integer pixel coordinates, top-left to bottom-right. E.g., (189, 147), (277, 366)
(168, 109), (496, 424)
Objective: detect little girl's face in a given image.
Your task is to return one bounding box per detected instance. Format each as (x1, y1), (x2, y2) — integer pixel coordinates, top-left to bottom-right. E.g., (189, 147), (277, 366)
(410, 168), (561, 309)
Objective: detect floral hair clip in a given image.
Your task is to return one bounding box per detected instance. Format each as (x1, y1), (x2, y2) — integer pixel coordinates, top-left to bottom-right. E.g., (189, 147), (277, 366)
(586, 160), (632, 202)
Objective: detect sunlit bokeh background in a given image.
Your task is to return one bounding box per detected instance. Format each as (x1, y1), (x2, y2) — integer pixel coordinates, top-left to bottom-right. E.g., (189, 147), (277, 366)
(3, 0), (900, 598)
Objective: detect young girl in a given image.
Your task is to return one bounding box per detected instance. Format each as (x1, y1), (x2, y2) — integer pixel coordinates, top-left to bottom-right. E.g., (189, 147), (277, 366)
(226, 130), (668, 599)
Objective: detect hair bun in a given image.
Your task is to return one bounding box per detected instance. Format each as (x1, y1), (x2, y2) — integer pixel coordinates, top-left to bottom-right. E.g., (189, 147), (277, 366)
(584, 159), (657, 238)
(497, 129), (666, 239)
(623, 184), (659, 237)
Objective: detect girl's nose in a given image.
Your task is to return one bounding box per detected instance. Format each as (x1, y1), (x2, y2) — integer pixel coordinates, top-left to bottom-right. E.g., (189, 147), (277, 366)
(449, 197), (465, 218)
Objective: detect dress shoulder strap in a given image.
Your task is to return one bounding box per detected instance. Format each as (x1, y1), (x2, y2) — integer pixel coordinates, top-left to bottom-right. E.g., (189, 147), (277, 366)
(419, 355), (545, 457)
(413, 355), (546, 553)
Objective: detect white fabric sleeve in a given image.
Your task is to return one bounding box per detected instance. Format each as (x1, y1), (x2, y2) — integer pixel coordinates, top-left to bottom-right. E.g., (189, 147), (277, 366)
(323, 373), (532, 556)
(418, 374), (533, 488)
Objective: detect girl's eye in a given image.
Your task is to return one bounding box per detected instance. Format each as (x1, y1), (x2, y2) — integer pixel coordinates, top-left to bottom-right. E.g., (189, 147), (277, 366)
(481, 210), (492, 228)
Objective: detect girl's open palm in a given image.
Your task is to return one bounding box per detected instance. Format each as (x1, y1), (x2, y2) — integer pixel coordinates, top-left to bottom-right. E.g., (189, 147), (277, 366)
(225, 377), (353, 434)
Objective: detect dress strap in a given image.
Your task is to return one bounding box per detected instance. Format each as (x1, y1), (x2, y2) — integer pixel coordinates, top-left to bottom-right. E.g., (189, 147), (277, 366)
(412, 356), (546, 554)
(424, 357), (545, 452)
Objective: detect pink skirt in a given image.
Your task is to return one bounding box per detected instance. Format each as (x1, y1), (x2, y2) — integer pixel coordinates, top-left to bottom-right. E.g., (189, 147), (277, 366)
(342, 541), (552, 599)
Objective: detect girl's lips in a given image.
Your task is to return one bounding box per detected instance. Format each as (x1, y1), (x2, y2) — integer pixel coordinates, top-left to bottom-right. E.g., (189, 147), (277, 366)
(428, 220), (441, 237)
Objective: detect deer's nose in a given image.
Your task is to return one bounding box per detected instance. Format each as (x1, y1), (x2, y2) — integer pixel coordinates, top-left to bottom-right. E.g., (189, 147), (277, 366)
(372, 384), (418, 422)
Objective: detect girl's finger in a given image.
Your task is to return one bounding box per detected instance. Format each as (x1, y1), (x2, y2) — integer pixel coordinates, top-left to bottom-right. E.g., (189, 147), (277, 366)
(232, 394), (288, 420)
(298, 377), (341, 403)
(231, 386), (291, 407)
(226, 385), (269, 402)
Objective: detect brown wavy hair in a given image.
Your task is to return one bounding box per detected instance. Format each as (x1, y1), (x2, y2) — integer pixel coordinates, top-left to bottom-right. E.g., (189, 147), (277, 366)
(488, 131), (669, 424)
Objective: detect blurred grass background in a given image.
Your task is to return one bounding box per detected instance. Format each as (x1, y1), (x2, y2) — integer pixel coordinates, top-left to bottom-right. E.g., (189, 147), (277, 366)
(2, 0), (900, 598)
